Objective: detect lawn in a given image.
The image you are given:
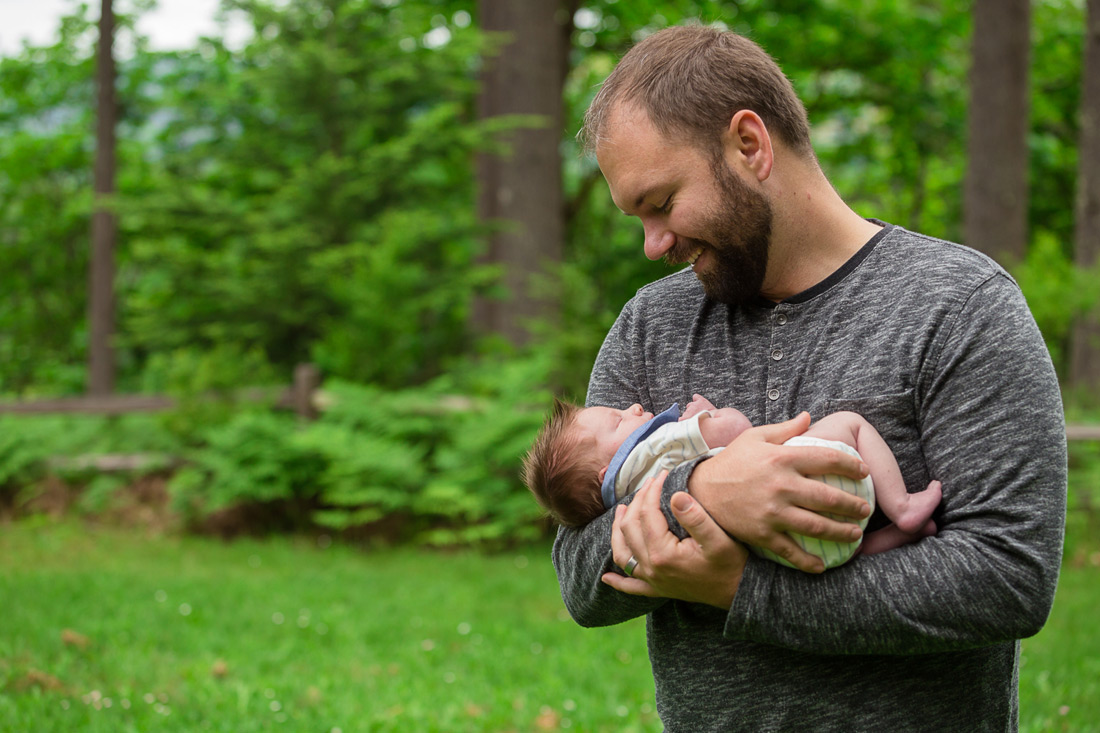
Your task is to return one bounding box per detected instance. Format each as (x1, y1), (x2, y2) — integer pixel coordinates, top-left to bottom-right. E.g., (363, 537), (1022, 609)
(0, 518), (1096, 732)
(0, 520), (658, 732)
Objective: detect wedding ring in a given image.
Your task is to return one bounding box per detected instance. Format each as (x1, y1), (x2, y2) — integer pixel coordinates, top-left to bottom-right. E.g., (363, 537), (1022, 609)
(623, 556), (639, 577)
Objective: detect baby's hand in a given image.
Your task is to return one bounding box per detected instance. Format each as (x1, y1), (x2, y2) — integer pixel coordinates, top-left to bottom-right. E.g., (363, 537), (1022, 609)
(680, 394), (718, 421)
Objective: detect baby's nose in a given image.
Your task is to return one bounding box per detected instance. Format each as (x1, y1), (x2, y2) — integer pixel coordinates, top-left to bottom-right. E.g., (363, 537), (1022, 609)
(629, 403), (643, 415)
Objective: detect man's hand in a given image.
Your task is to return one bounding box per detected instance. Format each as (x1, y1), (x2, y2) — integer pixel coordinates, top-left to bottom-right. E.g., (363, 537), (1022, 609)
(602, 470), (748, 609)
(690, 412), (870, 573)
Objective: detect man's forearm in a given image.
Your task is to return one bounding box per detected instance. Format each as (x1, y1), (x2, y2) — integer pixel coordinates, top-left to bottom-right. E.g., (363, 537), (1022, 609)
(553, 500), (667, 627)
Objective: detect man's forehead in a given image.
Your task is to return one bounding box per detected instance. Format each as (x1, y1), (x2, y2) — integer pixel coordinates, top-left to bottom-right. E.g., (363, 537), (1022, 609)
(596, 112), (672, 212)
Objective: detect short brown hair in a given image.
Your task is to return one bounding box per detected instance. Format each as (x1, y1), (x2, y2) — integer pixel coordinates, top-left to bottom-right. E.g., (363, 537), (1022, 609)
(580, 24), (812, 158)
(522, 398), (607, 528)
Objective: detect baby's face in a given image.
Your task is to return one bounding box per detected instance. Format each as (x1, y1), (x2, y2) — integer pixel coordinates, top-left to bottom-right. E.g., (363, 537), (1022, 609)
(574, 404), (654, 467)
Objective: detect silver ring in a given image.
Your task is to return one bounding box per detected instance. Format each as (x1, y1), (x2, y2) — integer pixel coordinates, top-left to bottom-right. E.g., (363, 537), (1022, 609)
(623, 556), (639, 577)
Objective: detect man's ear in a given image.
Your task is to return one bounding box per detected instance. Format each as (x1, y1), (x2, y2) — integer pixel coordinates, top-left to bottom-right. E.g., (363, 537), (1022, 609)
(723, 109), (773, 182)
(599, 465), (608, 483)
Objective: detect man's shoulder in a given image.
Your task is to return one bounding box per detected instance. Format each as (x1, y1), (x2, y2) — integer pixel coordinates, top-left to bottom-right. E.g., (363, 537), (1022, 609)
(877, 226), (1009, 286)
(627, 269), (707, 314)
(635, 267), (702, 296)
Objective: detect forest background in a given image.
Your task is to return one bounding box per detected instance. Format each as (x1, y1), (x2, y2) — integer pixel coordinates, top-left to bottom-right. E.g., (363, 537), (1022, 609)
(0, 0), (1096, 546)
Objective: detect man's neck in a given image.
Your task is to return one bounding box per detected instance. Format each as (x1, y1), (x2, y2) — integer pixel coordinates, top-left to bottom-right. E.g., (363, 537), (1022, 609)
(759, 163), (881, 301)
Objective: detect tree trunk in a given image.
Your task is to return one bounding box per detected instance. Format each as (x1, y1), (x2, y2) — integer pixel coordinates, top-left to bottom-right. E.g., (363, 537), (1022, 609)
(1070, 0), (1100, 395)
(963, 0), (1030, 264)
(474, 0), (570, 346)
(89, 0), (117, 395)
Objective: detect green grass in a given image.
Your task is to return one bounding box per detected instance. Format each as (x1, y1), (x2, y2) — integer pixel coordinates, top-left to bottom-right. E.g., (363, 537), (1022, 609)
(1, 519), (1097, 732)
(1020, 551), (1100, 733)
(0, 520), (659, 732)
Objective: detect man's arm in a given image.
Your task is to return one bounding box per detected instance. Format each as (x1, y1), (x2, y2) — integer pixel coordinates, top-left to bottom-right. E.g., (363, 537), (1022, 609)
(602, 471), (746, 607)
(553, 298), (668, 627)
(623, 275), (1066, 655)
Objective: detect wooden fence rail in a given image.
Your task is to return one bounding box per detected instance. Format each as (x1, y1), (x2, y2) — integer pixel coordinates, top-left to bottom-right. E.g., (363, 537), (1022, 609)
(0, 364), (322, 420)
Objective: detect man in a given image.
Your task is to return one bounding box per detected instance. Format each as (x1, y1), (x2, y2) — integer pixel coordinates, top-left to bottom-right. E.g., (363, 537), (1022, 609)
(553, 25), (1067, 732)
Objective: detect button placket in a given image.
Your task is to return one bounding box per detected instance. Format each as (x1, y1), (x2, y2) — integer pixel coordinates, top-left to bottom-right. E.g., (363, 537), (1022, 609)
(766, 308), (791, 421)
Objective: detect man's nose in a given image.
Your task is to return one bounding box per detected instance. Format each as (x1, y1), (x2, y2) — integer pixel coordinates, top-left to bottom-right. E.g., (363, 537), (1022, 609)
(642, 219), (675, 261)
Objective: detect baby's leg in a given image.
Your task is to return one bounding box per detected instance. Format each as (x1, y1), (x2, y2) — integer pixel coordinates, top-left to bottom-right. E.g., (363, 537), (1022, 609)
(807, 412), (941, 534)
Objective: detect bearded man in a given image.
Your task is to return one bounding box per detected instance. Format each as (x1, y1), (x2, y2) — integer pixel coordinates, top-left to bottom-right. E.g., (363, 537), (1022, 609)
(553, 24), (1066, 732)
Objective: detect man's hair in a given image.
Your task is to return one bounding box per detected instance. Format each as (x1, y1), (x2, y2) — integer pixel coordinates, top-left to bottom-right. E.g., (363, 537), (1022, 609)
(580, 24), (813, 159)
(522, 398), (607, 528)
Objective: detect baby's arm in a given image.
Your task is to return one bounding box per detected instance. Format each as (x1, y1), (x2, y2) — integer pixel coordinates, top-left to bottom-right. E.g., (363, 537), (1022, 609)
(807, 411), (941, 535)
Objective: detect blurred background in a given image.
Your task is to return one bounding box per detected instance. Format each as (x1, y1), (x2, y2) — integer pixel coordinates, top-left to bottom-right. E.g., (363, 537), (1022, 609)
(0, 1), (1097, 730)
(0, 0), (1094, 543)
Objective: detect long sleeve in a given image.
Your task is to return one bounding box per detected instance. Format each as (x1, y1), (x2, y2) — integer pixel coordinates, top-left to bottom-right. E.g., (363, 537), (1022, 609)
(552, 298), (669, 627)
(723, 274), (1067, 654)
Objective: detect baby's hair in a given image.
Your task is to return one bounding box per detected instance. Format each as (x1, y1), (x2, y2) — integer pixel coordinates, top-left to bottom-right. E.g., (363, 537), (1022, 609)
(522, 398), (606, 527)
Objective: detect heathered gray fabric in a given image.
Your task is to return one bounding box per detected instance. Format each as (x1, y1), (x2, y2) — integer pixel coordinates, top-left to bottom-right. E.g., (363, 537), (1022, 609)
(552, 224), (1067, 732)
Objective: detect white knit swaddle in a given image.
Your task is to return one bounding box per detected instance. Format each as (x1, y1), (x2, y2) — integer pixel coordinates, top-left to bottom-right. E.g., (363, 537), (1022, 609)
(750, 435), (875, 569)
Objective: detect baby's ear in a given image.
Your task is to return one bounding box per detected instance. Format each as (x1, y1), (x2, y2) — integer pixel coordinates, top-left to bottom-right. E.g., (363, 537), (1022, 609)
(599, 465), (608, 482)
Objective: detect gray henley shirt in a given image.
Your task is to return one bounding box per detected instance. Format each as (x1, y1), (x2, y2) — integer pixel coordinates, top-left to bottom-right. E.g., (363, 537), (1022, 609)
(553, 224), (1067, 732)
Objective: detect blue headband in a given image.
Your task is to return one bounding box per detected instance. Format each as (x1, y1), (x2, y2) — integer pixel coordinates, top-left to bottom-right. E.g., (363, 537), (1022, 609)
(600, 403), (681, 509)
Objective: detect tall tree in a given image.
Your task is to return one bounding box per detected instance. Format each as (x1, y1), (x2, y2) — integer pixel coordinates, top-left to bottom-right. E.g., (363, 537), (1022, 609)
(89, 0), (117, 394)
(475, 0), (573, 346)
(120, 0), (495, 389)
(1070, 0), (1100, 395)
(964, 0), (1031, 264)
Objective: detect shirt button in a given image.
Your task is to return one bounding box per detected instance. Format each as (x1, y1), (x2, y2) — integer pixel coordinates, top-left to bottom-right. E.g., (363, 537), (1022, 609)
(767, 389), (780, 401)
(777, 314), (788, 325)
(771, 349), (783, 361)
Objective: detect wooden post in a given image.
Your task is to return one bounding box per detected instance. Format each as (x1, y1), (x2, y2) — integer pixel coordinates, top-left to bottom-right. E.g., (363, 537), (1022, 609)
(1069, 0), (1100, 398)
(292, 364), (321, 420)
(963, 0), (1031, 264)
(89, 0), (117, 395)
(473, 0), (569, 346)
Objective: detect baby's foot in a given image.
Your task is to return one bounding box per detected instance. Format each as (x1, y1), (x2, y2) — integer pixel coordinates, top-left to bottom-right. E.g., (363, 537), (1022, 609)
(894, 480), (942, 534)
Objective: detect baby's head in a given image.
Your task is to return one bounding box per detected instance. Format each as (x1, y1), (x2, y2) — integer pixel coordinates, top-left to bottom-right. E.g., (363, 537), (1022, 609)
(522, 399), (653, 527)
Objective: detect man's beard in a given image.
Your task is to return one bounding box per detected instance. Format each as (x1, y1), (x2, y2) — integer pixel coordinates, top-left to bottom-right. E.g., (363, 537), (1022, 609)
(668, 157), (773, 307)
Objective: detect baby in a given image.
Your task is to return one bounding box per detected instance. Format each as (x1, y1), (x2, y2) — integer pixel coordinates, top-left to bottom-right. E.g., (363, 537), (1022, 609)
(523, 394), (942, 569)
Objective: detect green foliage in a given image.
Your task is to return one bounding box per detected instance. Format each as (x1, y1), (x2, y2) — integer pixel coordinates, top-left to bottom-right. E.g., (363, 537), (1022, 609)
(0, 0), (506, 395)
(0, 6), (97, 395)
(304, 363), (551, 544)
(170, 410), (325, 532)
(1030, 0), (1085, 257)
(0, 420), (52, 505)
(0, 411), (180, 510)
(0, 0), (1092, 544)
(298, 382), (436, 530)
(416, 355), (555, 544)
(0, 2), (169, 396)
(1012, 233), (1100, 371)
(117, 0), (501, 390)
(0, 353), (556, 545)
(139, 344), (282, 443)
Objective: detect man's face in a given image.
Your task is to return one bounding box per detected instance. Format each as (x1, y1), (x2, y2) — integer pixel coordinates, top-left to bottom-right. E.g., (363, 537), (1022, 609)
(596, 106), (774, 306)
